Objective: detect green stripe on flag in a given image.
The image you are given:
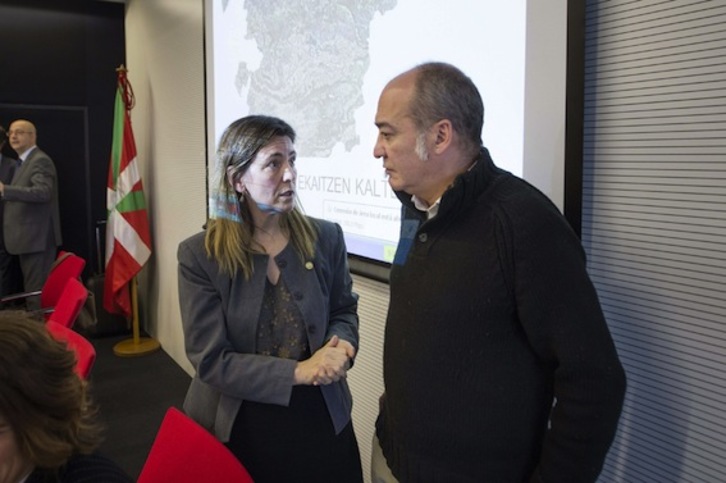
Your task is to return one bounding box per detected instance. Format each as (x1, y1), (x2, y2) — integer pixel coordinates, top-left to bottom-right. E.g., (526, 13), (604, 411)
(110, 88), (125, 186)
(116, 191), (147, 213)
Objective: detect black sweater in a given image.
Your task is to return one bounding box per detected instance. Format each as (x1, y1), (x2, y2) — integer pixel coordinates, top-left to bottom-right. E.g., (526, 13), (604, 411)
(26, 453), (132, 483)
(376, 148), (626, 482)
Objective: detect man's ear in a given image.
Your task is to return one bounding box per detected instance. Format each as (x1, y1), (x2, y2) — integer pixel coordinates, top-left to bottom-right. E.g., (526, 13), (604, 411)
(432, 119), (453, 154)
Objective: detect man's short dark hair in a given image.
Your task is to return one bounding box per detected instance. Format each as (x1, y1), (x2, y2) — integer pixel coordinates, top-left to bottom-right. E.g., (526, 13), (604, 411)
(409, 62), (484, 156)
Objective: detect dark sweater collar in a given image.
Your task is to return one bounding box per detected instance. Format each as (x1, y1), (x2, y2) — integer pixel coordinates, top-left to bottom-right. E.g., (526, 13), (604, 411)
(396, 147), (504, 219)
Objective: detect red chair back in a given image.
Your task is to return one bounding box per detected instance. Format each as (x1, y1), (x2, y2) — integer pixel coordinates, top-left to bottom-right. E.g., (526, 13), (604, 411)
(137, 407), (254, 483)
(48, 278), (88, 329)
(0, 251), (85, 312)
(41, 251), (86, 313)
(45, 320), (96, 379)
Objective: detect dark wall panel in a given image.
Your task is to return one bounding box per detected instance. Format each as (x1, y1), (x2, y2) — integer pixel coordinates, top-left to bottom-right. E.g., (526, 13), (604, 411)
(0, 0), (125, 276)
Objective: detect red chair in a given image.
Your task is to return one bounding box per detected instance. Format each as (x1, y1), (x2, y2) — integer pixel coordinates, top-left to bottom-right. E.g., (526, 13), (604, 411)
(0, 251), (86, 316)
(47, 278), (88, 329)
(45, 320), (97, 379)
(137, 407), (254, 483)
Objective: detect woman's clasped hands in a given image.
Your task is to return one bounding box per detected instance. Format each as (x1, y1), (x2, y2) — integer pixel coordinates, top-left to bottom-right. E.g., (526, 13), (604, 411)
(294, 335), (355, 386)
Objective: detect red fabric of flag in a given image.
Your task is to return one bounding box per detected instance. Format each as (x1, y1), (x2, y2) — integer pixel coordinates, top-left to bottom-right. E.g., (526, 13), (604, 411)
(103, 67), (152, 317)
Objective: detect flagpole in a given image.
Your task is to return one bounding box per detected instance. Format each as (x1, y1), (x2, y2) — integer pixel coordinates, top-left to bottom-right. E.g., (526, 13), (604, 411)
(105, 64), (159, 357)
(113, 276), (160, 357)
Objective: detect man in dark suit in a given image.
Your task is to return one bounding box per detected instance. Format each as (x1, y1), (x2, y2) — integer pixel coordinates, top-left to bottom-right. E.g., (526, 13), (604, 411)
(0, 120), (62, 309)
(0, 125), (21, 297)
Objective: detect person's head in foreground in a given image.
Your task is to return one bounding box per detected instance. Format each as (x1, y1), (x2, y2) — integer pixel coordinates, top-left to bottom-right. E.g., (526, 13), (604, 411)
(0, 310), (102, 483)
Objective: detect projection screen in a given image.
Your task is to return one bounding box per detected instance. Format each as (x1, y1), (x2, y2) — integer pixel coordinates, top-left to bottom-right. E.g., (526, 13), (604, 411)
(204, 0), (568, 269)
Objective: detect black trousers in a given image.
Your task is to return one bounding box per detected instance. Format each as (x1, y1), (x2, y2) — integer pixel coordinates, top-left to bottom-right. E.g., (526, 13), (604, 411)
(0, 245), (22, 297)
(226, 385), (363, 483)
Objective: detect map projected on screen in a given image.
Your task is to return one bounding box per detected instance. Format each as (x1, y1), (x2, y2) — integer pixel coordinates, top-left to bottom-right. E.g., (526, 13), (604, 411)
(207, 0), (526, 263)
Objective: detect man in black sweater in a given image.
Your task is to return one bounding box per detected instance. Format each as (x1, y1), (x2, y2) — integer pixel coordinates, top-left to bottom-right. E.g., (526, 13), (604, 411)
(371, 62), (626, 482)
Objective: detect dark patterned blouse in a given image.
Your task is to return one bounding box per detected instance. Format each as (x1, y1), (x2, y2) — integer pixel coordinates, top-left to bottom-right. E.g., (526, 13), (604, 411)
(255, 276), (310, 360)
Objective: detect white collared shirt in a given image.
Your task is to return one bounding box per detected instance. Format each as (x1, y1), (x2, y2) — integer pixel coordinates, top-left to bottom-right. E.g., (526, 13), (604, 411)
(412, 195), (441, 220)
(17, 145), (37, 164)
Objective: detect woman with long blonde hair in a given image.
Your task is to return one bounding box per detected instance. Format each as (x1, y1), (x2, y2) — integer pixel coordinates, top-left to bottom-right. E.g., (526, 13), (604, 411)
(178, 115), (362, 482)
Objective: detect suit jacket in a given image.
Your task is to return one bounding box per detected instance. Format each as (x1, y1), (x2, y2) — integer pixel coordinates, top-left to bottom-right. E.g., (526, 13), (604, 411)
(177, 219), (359, 442)
(0, 154), (17, 250)
(2, 147), (62, 254)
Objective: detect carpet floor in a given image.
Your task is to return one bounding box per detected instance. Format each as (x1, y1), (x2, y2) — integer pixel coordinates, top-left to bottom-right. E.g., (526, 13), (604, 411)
(88, 333), (191, 480)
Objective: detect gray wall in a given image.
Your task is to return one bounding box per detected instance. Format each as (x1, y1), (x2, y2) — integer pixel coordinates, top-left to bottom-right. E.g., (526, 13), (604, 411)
(583, 1), (726, 481)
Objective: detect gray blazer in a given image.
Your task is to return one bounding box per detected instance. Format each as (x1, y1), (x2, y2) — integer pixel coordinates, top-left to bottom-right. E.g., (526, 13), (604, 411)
(177, 219), (359, 442)
(2, 147), (62, 254)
